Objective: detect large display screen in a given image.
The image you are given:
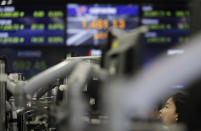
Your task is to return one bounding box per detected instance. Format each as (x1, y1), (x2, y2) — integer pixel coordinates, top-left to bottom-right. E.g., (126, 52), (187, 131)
(0, 48), (66, 78)
(66, 4), (139, 46)
(0, 5), (65, 46)
(141, 4), (189, 46)
(0, 3), (189, 47)
(0, 2), (190, 78)
(66, 3), (190, 47)
(142, 3), (189, 65)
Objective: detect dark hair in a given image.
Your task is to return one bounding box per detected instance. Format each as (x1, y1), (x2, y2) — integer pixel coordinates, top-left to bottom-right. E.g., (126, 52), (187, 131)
(171, 92), (188, 123)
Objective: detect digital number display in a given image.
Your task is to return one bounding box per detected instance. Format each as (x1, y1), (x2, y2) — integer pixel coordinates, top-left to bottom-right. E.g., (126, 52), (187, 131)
(0, 48), (65, 78)
(0, 5), (65, 46)
(66, 4), (139, 46)
(141, 4), (190, 45)
(81, 19), (126, 30)
(0, 2), (190, 78)
(12, 60), (47, 71)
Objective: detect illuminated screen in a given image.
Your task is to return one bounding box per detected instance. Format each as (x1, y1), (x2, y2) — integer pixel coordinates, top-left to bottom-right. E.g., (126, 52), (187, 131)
(0, 48), (65, 78)
(66, 4), (139, 46)
(141, 4), (189, 46)
(0, 2), (190, 78)
(0, 5), (65, 46)
(141, 3), (190, 65)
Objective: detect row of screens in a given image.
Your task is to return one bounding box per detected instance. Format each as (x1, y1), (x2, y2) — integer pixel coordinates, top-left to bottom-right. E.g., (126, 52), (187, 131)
(0, 3), (189, 47)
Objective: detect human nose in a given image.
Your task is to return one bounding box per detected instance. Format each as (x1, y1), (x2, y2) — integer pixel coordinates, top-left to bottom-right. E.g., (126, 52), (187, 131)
(159, 108), (163, 115)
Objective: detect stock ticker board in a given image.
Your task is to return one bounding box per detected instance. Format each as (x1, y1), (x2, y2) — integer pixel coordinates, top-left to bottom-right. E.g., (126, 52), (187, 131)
(66, 4), (140, 46)
(141, 4), (190, 46)
(0, 5), (65, 46)
(141, 3), (190, 67)
(0, 3), (190, 77)
(0, 3), (189, 46)
(66, 3), (189, 47)
(0, 48), (66, 78)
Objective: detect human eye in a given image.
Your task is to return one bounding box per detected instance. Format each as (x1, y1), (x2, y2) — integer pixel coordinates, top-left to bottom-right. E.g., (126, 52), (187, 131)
(163, 104), (168, 109)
